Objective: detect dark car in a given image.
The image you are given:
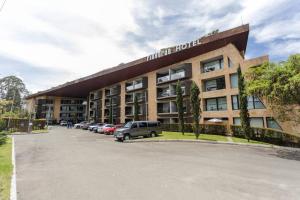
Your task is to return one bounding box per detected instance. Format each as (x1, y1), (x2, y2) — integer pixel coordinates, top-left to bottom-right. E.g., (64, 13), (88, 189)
(114, 121), (161, 141)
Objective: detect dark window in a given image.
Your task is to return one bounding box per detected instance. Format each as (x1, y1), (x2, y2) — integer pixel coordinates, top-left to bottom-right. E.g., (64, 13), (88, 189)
(202, 58), (224, 73)
(205, 97), (227, 111)
(131, 123), (137, 128)
(230, 73), (238, 88)
(138, 122), (147, 128)
(148, 122), (158, 127)
(266, 118), (282, 130)
(231, 95), (239, 110)
(204, 77), (225, 91)
(231, 95), (265, 110)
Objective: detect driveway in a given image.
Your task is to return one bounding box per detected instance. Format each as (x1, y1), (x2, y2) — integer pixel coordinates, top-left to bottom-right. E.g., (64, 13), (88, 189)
(15, 127), (300, 200)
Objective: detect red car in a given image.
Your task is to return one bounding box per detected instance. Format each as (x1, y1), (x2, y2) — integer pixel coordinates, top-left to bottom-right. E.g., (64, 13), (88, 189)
(103, 124), (117, 135)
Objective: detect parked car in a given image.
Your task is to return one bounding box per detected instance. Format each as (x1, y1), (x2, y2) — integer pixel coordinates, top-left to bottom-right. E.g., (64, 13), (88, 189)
(82, 123), (92, 130)
(114, 121), (161, 141)
(87, 123), (98, 131)
(102, 124), (117, 135)
(60, 120), (68, 126)
(93, 123), (106, 133)
(74, 121), (88, 129)
(90, 123), (105, 132)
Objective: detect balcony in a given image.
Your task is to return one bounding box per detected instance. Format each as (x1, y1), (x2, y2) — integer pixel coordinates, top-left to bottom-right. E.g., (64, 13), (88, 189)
(104, 109), (118, 117)
(125, 93), (145, 104)
(157, 75), (170, 84)
(105, 85), (120, 97)
(125, 107), (133, 116)
(157, 85), (185, 99)
(156, 64), (191, 85)
(126, 78), (146, 92)
(157, 101), (187, 114)
(170, 70), (185, 80)
(203, 77), (226, 92)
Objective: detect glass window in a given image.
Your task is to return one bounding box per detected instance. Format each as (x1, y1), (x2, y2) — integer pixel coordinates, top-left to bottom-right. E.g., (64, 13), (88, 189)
(250, 118), (264, 128)
(206, 99), (217, 111)
(231, 95), (239, 110)
(266, 118), (282, 130)
(247, 96), (254, 109)
(131, 123), (137, 128)
(205, 79), (217, 91)
(202, 58), (224, 73)
(218, 97), (227, 110)
(148, 122), (157, 127)
(204, 77), (225, 91)
(138, 122), (147, 128)
(230, 73), (238, 88)
(206, 97), (227, 111)
(253, 96), (265, 109)
(233, 117), (241, 125)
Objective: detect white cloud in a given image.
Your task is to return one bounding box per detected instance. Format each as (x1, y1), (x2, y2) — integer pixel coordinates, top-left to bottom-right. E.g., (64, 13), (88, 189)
(0, 0), (299, 93)
(268, 40), (300, 56)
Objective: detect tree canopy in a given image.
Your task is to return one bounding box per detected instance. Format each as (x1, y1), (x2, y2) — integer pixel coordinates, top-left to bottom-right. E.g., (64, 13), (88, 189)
(0, 75), (29, 112)
(246, 54), (300, 122)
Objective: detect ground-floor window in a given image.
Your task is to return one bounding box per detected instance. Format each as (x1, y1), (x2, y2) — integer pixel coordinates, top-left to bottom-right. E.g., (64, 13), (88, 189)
(233, 117), (264, 128)
(266, 117), (282, 130)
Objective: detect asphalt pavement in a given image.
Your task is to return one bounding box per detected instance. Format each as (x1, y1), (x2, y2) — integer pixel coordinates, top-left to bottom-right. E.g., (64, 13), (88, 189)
(14, 126), (300, 200)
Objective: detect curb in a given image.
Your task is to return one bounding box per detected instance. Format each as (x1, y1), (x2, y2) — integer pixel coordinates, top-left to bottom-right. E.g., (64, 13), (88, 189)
(10, 136), (17, 200)
(124, 139), (300, 151)
(8, 131), (49, 136)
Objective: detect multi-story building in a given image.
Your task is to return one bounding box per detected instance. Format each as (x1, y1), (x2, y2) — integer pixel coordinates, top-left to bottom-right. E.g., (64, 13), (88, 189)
(25, 24), (300, 135)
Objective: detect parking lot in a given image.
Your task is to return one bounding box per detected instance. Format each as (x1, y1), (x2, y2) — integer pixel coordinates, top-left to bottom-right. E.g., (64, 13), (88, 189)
(15, 126), (300, 200)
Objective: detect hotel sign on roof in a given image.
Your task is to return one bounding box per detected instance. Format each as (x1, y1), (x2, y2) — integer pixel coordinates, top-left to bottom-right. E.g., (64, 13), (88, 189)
(146, 38), (202, 61)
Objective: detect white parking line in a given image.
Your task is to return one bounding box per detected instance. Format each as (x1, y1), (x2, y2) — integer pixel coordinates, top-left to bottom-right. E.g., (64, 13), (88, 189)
(10, 136), (17, 200)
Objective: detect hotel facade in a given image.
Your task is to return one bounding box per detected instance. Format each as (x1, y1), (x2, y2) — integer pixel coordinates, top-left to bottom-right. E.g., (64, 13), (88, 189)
(25, 24), (300, 135)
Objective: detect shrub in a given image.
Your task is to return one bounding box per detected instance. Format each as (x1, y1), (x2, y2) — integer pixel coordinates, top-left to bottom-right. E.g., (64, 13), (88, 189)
(231, 125), (300, 147)
(0, 119), (6, 131)
(0, 132), (7, 145)
(160, 123), (227, 135)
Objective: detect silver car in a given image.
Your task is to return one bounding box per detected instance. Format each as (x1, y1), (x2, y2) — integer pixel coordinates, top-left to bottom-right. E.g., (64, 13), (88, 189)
(114, 121), (161, 141)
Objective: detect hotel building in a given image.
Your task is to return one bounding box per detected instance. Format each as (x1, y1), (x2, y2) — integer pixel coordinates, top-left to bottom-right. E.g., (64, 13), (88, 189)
(25, 24), (300, 135)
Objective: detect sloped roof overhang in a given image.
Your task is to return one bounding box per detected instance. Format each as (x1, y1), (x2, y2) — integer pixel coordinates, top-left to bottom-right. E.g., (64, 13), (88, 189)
(26, 24), (249, 99)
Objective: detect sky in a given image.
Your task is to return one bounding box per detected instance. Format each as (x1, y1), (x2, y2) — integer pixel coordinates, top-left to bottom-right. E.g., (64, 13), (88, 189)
(0, 0), (299, 94)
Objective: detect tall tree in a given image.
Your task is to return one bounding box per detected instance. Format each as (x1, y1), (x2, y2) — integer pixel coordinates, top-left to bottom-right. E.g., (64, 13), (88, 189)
(238, 66), (251, 141)
(133, 94), (139, 121)
(246, 54), (300, 123)
(176, 81), (184, 135)
(0, 75), (29, 112)
(190, 81), (201, 139)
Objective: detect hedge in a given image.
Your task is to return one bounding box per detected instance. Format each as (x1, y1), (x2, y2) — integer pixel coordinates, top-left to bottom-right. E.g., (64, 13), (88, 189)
(0, 118), (46, 132)
(160, 123), (227, 135)
(231, 125), (300, 147)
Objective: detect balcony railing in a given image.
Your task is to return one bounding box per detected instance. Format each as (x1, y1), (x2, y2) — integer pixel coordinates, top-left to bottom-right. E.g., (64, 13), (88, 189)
(157, 75), (170, 83)
(126, 85), (134, 91)
(170, 71), (185, 80)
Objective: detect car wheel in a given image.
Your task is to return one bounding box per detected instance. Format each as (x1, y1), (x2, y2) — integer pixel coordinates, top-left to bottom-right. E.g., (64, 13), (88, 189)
(150, 132), (156, 137)
(124, 134), (130, 141)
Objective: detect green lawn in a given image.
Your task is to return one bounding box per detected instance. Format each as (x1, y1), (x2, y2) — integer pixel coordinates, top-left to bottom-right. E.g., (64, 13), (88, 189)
(148, 131), (271, 145)
(153, 131), (228, 142)
(231, 137), (270, 145)
(0, 138), (13, 200)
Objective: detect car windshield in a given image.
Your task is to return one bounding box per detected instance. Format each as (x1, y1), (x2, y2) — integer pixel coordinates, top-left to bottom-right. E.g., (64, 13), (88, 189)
(124, 122), (132, 128)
